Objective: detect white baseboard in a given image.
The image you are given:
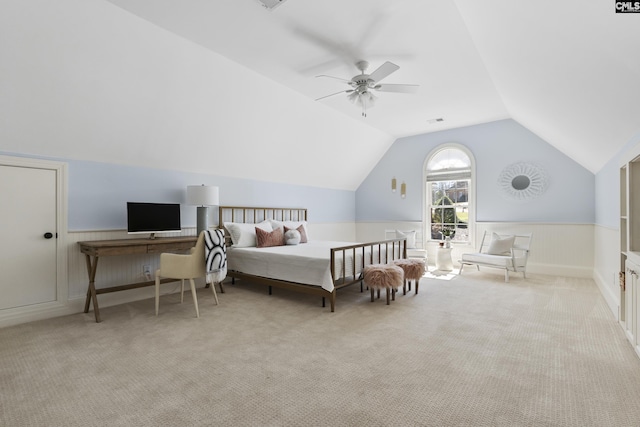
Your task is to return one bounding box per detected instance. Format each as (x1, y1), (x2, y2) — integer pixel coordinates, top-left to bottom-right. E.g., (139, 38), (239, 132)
(0, 279), (205, 328)
(593, 269), (620, 321)
(526, 263), (593, 278)
(0, 301), (79, 329)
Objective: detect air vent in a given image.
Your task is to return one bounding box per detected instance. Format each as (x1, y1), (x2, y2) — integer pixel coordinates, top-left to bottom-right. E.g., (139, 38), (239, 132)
(427, 118), (444, 124)
(255, 0), (288, 10)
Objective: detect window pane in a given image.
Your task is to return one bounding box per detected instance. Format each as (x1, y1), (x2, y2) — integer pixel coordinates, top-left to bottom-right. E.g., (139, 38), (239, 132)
(427, 148), (471, 172)
(456, 205), (468, 225)
(427, 178), (471, 242)
(431, 184), (442, 206)
(431, 207), (443, 224)
(441, 207), (455, 226)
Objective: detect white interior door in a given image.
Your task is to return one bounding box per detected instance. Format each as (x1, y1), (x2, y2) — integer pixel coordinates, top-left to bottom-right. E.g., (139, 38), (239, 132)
(0, 164), (58, 309)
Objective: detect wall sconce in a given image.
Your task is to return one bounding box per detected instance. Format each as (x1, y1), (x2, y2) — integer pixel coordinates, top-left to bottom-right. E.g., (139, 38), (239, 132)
(401, 182), (406, 199)
(391, 177), (397, 193)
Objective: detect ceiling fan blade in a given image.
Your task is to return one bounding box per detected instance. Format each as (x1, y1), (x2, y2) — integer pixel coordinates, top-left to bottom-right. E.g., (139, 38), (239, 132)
(291, 26), (357, 67)
(368, 61), (400, 83)
(374, 83), (419, 94)
(315, 89), (354, 101)
(315, 74), (352, 83)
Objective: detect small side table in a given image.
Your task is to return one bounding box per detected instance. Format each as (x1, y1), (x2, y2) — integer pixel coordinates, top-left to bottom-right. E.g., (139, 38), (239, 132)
(436, 247), (453, 271)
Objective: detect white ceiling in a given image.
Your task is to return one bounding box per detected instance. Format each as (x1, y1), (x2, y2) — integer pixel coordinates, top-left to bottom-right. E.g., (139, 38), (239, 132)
(107, 0), (640, 173)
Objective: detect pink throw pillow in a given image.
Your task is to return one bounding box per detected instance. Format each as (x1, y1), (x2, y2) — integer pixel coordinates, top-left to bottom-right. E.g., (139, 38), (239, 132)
(256, 227), (284, 248)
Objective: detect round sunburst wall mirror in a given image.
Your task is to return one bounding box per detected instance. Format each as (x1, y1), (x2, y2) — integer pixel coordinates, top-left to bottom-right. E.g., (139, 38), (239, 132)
(498, 162), (548, 201)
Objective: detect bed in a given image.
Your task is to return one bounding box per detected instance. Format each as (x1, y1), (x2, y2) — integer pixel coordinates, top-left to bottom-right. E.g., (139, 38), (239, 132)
(219, 206), (407, 311)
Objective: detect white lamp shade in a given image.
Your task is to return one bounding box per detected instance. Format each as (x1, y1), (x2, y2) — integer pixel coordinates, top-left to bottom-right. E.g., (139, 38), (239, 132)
(187, 185), (219, 206)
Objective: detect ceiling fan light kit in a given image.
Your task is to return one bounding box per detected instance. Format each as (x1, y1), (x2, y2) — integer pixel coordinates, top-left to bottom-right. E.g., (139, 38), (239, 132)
(315, 60), (418, 117)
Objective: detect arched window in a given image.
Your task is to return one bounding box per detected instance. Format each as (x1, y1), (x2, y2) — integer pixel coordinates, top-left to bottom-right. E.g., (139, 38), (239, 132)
(424, 145), (475, 244)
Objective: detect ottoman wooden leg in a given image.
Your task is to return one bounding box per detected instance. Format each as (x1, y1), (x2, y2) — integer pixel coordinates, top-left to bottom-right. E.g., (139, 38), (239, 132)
(370, 287), (375, 302)
(386, 288), (390, 305)
(415, 279), (419, 294)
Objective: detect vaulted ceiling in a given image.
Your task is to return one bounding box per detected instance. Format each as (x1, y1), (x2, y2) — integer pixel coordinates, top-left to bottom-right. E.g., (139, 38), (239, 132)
(107, 0), (640, 174)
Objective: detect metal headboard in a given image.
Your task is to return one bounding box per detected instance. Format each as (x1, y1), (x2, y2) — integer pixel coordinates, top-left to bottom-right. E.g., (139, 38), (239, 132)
(218, 206), (307, 226)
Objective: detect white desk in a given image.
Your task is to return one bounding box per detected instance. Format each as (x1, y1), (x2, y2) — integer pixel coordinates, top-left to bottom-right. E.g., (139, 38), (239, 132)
(436, 247), (453, 271)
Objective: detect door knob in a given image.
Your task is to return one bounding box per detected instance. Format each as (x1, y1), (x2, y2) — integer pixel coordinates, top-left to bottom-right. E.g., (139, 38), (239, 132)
(44, 232), (53, 239)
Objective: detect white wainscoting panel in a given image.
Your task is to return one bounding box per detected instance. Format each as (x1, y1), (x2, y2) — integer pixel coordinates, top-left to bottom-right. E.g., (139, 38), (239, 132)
(357, 222), (594, 278)
(475, 223), (594, 278)
(307, 222), (356, 242)
(3, 221), (598, 328)
(593, 224), (621, 320)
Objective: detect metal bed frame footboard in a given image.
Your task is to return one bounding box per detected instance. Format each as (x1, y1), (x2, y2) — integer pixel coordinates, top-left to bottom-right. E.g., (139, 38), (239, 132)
(330, 238), (408, 290)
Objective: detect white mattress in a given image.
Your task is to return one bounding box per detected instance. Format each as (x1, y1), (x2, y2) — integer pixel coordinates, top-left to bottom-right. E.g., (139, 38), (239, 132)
(227, 240), (389, 292)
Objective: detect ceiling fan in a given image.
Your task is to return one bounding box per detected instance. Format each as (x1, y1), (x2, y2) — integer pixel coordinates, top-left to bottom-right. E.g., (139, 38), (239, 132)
(315, 60), (418, 117)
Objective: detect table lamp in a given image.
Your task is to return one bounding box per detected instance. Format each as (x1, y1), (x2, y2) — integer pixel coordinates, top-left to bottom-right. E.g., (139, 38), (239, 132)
(187, 185), (219, 236)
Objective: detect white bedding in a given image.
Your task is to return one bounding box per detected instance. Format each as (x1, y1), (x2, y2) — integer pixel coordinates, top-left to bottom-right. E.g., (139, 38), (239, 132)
(227, 240), (389, 292)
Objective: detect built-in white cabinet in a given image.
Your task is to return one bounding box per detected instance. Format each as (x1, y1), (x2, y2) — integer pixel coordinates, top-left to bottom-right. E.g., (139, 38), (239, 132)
(624, 257), (640, 353)
(620, 145), (640, 353)
(623, 257), (639, 346)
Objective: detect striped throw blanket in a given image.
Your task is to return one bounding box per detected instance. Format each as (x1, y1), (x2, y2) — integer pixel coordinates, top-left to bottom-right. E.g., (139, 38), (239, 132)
(204, 229), (227, 284)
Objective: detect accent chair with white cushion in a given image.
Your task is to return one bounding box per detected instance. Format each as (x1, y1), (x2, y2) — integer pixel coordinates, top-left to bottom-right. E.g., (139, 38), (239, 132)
(458, 231), (532, 282)
(387, 229), (427, 261)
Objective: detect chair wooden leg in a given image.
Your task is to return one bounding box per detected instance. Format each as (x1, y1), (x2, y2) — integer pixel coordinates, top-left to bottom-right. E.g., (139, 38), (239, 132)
(211, 282), (219, 305)
(189, 278), (200, 318)
(155, 276), (161, 316)
(505, 269), (510, 283)
(218, 281), (225, 293)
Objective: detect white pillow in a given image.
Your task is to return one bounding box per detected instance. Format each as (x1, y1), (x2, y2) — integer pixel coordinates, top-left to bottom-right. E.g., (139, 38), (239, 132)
(487, 232), (515, 255)
(269, 220), (309, 241)
(224, 220), (272, 247)
(395, 230), (417, 249)
(284, 229), (301, 245)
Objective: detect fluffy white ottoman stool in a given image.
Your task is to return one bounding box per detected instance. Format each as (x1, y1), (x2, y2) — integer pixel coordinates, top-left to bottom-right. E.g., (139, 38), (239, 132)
(363, 264), (404, 305)
(393, 258), (426, 295)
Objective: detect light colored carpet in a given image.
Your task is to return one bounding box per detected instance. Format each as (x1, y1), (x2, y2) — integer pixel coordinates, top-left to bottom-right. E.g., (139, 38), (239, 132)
(3, 270), (640, 426)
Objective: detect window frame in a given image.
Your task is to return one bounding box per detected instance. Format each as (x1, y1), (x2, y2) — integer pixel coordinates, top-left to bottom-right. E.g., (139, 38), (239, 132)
(422, 143), (476, 247)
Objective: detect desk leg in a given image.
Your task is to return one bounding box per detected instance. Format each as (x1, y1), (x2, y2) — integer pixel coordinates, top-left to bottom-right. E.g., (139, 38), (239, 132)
(83, 254), (101, 323)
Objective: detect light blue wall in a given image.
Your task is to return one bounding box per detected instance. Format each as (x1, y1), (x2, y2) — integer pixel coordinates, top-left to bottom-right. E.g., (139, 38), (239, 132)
(595, 132), (640, 228)
(1, 152), (355, 230)
(356, 119), (595, 223)
(68, 161), (356, 230)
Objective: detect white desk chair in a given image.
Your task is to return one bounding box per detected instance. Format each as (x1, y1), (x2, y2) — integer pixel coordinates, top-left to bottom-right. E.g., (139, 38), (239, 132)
(155, 231), (222, 317)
